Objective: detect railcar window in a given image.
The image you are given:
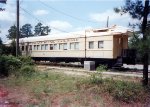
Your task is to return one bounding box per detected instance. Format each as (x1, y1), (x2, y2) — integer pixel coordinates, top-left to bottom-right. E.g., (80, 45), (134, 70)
(59, 43), (67, 50)
(37, 45), (40, 50)
(50, 44), (53, 50)
(22, 46), (24, 51)
(41, 44), (45, 50)
(59, 43), (63, 50)
(70, 42), (79, 50)
(70, 43), (74, 50)
(89, 41), (94, 49)
(64, 43), (67, 50)
(26, 46), (28, 51)
(45, 44), (48, 50)
(29, 45), (32, 50)
(75, 42), (79, 50)
(34, 45), (36, 50)
(53, 44), (57, 50)
(98, 41), (104, 48)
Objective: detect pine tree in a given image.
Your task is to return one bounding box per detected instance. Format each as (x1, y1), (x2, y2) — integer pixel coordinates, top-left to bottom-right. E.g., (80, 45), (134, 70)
(114, 0), (150, 85)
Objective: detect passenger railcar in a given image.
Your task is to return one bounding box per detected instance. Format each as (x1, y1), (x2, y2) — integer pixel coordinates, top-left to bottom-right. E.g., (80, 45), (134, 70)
(18, 25), (136, 67)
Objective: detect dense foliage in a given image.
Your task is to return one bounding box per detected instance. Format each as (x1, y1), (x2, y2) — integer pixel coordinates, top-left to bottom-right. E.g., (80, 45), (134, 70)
(34, 22), (51, 36)
(96, 64), (107, 72)
(77, 73), (149, 103)
(0, 55), (35, 77)
(114, 0), (150, 85)
(115, 0), (150, 54)
(128, 30), (150, 63)
(6, 22), (51, 40)
(6, 25), (17, 39)
(0, 38), (16, 56)
(20, 24), (33, 38)
(114, 0), (144, 20)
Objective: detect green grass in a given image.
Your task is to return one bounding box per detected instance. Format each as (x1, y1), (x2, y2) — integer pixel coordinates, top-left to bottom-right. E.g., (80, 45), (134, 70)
(0, 71), (82, 106)
(30, 75), (75, 101)
(78, 75), (149, 103)
(0, 69), (149, 106)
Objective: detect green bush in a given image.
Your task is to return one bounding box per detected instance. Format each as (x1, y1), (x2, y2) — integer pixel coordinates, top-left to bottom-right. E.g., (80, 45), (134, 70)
(110, 80), (144, 102)
(96, 64), (107, 72)
(0, 55), (36, 77)
(20, 65), (36, 77)
(0, 56), (8, 76)
(80, 76), (146, 103)
(5, 55), (22, 69)
(0, 55), (22, 77)
(18, 56), (34, 66)
(102, 79), (145, 102)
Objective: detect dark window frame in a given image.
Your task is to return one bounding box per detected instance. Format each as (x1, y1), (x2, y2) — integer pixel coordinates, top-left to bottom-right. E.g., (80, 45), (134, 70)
(89, 41), (94, 49)
(98, 41), (104, 48)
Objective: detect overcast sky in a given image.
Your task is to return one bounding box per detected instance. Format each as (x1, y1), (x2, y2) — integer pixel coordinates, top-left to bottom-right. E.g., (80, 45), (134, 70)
(0, 0), (136, 42)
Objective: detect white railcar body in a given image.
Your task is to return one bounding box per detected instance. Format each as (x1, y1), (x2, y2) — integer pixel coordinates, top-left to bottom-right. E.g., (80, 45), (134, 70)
(5, 25), (135, 67)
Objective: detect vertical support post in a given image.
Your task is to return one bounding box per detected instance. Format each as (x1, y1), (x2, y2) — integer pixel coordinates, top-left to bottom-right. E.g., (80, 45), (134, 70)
(107, 16), (109, 28)
(142, 0), (149, 86)
(85, 30), (87, 61)
(16, 0), (20, 56)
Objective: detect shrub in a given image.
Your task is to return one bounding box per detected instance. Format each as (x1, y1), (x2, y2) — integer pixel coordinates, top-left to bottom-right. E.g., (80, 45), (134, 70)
(110, 80), (144, 102)
(19, 65), (36, 77)
(5, 55), (22, 69)
(0, 55), (36, 77)
(18, 56), (34, 66)
(0, 56), (8, 76)
(80, 76), (147, 103)
(102, 79), (145, 102)
(0, 55), (22, 77)
(96, 64), (107, 72)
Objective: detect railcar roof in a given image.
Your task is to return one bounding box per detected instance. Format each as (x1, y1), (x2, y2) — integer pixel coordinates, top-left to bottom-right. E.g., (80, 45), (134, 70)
(4, 25), (132, 44)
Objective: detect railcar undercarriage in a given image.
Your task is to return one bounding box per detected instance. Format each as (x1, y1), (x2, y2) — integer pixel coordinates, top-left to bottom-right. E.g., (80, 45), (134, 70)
(31, 49), (136, 68)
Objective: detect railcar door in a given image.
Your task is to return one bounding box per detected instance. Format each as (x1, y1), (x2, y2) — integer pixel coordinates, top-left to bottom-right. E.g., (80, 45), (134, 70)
(113, 35), (128, 58)
(113, 36), (123, 58)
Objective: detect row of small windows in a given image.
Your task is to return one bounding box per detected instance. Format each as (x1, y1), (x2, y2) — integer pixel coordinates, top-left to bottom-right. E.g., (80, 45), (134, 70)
(33, 42), (79, 51)
(89, 41), (104, 49)
(21, 41), (104, 51)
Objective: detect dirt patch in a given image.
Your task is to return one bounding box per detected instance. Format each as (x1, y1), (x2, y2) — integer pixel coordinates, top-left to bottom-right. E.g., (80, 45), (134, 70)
(0, 86), (19, 107)
(0, 85), (31, 107)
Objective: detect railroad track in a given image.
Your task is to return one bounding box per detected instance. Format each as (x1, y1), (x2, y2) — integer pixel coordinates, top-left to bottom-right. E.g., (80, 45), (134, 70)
(36, 64), (150, 79)
(35, 61), (83, 68)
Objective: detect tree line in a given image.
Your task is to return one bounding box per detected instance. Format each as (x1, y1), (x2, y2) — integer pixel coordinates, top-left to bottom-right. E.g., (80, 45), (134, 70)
(0, 38), (16, 56)
(7, 22), (51, 40)
(0, 22), (51, 55)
